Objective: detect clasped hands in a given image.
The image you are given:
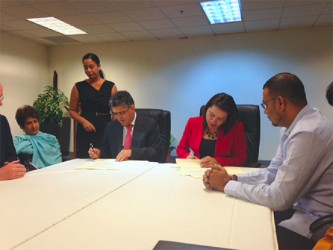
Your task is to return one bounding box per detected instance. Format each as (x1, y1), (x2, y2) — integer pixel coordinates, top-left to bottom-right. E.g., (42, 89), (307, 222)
(88, 148), (131, 162)
(202, 164), (232, 192)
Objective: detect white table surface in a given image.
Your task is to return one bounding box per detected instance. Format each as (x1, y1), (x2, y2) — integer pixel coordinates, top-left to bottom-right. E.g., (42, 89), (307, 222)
(1, 160), (277, 250)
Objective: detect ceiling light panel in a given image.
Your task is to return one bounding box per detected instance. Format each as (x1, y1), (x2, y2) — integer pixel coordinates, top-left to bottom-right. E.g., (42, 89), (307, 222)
(201, 0), (242, 24)
(27, 17), (87, 35)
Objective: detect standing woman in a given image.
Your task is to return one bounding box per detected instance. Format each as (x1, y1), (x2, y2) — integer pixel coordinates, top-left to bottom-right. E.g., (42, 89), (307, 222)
(177, 93), (247, 167)
(69, 53), (117, 158)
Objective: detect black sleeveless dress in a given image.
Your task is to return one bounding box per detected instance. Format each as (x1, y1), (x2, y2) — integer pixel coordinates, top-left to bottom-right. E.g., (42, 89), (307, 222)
(75, 80), (115, 158)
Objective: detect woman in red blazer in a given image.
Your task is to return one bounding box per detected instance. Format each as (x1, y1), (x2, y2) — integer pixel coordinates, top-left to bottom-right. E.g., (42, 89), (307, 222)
(177, 93), (247, 167)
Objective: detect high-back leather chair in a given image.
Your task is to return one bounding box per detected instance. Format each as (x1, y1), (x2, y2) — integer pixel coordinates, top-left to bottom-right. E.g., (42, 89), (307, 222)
(136, 108), (171, 163)
(200, 104), (260, 167)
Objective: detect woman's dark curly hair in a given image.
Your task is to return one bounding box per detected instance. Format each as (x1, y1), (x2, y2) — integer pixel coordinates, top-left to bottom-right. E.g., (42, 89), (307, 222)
(202, 93), (239, 134)
(15, 105), (39, 128)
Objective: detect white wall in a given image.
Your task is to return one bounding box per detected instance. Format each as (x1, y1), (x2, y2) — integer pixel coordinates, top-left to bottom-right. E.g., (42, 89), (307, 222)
(0, 32), (49, 137)
(49, 26), (332, 160)
(0, 27), (331, 160)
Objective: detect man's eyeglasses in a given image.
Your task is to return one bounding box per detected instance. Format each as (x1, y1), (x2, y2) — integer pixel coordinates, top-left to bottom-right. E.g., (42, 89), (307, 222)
(261, 97), (277, 109)
(111, 107), (130, 118)
(0, 96), (4, 102)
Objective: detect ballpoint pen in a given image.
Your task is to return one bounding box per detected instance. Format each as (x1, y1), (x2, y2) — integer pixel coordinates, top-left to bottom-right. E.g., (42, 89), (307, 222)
(89, 143), (94, 152)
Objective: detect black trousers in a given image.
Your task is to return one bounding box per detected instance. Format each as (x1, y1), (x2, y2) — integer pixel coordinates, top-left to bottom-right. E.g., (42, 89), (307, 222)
(274, 209), (316, 250)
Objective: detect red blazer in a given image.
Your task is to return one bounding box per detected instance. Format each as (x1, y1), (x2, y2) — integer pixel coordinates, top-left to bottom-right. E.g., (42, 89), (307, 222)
(176, 116), (247, 166)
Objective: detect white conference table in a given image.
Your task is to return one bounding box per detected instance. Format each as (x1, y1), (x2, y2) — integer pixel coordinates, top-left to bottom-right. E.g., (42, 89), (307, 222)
(0, 159), (278, 250)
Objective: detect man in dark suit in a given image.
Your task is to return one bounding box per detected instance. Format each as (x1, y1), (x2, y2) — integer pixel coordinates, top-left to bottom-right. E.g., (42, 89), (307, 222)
(0, 82), (26, 180)
(88, 91), (163, 162)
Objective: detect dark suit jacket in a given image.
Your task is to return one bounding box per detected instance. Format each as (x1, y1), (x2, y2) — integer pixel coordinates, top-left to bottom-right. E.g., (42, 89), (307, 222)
(100, 113), (163, 162)
(0, 115), (17, 167)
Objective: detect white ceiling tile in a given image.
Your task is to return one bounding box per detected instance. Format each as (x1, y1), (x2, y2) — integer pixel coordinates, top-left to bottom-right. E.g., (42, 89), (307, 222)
(110, 0), (156, 11)
(150, 28), (185, 39)
(31, 2), (81, 17)
(108, 22), (145, 32)
(68, 34), (104, 43)
(153, 0), (200, 7)
(315, 15), (333, 26)
(124, 8), (166, 21)
(29, 37), (58, 46)
(139, 19), (175, 30)
(180, 25), (214, 37)
(159, 4), (202, 18)
(243, 8), (283, 21)
(245, 19), (279, 32)
(241, 0), (284, 11)
(3, 5), (47, 19)
(211, 22), (245, 34)
(24, 28), (63, 37)
(172, 15), (208, 27)
(285, 0), (328, 7)
(2, 20), (41, 30)
(1, 0), (25, 8)
(94, 32), (131, 42)
(0, 24), (15, 31)
(153, 0), (202, 7)
(7, 30), (36, 38)
(283, 4), (327, 18)
(67, 1), (118, 13)
(60, 15), (100, 26)
(122, 30), (156, 40)
(0, 11), (19, 21)
(322, 2), (332, 15)
(280, 16), (318, 28)
(77, 24), (115, 34)
(89, 12), (132, 23)
(44, 36), (80, 44)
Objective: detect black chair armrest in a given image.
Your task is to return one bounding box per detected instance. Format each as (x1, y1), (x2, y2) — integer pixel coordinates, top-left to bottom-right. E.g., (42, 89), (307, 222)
(310, 215), (333, 241)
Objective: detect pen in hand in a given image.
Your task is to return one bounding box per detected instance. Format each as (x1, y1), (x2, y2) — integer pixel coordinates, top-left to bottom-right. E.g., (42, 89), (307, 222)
(89, 143), (99, 159)
(89, 143), (94, 152)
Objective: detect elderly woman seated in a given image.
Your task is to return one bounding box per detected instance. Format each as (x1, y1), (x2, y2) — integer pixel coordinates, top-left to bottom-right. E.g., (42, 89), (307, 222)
(14, 105), (62, 169)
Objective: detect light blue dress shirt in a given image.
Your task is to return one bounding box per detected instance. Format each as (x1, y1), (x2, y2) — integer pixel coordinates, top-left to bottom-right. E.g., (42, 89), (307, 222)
(225, 105), (333, 238)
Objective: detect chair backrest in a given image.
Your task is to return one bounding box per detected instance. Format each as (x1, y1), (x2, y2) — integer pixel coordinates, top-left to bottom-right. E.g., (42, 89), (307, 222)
(200, 104), (260, 167)
(136, 108), (171, 163)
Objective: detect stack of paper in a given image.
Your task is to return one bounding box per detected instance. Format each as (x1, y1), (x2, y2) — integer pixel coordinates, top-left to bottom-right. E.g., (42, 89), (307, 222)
(175, 158), (205, 178)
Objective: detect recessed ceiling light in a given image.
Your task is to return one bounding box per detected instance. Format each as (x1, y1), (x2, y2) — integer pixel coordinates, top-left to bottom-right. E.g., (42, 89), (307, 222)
(27, 17), (87, 35)
(200, 0), (242, 24)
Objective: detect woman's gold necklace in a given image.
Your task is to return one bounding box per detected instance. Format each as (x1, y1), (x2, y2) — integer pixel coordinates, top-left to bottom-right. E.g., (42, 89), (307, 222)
(205, 129), (218, 140)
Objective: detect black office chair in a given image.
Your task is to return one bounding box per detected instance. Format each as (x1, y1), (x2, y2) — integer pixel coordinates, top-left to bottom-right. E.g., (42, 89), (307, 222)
(310, 215), (333, 242)
(136, 108), (171, 163)
(200, 104), (260, 167)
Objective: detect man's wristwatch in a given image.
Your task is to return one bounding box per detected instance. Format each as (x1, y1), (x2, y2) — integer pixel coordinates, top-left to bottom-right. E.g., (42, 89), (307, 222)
(231, 174), (237, 181)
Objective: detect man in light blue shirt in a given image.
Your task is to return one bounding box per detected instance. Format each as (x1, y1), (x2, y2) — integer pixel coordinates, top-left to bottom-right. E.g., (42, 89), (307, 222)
(14, 105), (62, 168)
(203, 73), (333, 249)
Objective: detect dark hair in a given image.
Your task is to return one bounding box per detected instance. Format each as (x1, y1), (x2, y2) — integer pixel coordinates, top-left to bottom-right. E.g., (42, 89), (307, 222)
(82, 53), (104, 78)
(202, 93), (239, 134)
(15, 105), (39, 128)
(109, 90), (135, 108)
(326, 82), (333, 106)
(263, 72), (307, 106)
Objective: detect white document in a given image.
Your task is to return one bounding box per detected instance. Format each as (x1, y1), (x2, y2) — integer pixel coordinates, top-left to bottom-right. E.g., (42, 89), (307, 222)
(175, 158), (204, 178)
(75, 159), (151, 170)
(175, 158), (200, 168)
